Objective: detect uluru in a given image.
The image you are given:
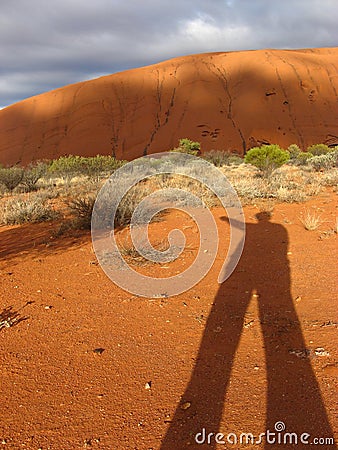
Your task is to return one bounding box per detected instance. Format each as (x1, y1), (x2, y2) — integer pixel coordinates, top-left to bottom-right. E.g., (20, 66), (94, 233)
(0, 47), (337, 166)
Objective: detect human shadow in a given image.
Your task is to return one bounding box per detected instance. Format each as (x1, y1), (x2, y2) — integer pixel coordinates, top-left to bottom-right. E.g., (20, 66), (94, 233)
(161, 212), (336, 449)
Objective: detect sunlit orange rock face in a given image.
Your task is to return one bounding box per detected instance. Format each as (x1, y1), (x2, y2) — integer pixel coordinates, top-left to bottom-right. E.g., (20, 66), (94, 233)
(0, 47), (337, 165)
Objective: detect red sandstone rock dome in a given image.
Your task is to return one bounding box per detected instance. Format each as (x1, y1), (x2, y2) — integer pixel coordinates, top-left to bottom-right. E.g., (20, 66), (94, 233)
(0, 47), (337, 165)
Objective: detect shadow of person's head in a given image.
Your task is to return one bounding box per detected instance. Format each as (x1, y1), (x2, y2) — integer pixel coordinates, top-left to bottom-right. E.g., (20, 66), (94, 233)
(255, 211), (272, 222)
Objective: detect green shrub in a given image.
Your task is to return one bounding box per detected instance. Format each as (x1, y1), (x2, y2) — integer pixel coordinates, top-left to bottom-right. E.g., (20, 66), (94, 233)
(203, 150), (243, 167)
(48, 155), (126, 182)
(171, 138), (201, 156)
(244, 144), (290, 176)
(307, 144), (331, 156)
(308, 150), (338, 171)
(48, 155), (85, 182)
(0, 195), (59, 224)
(0, 167), (24, 192)
(287, 144), (302, 160)
(82, 155), (126, 181)
(21, 161), (49, 192)
(292, 152), (313, 166)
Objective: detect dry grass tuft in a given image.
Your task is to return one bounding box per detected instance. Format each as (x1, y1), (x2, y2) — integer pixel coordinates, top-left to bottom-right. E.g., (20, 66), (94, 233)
(0, 195), (59, 225)
(117, 236), (174, 266)
(299, 210), (323, 231)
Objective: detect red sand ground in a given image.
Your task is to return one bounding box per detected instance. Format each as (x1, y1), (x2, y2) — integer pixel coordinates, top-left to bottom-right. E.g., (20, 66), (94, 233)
(0, 47), (338, 166)
(0, 190), (337, 449)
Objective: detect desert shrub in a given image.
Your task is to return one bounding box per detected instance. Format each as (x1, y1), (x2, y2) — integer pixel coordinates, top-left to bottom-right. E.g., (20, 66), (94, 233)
(203, 150), (243, 167)
(308, 149), (338, 171)
(0, 167), (24, 192)
(48, 155), (126, 183)
(82, 155), (126, 180)
(228, 155), (243, 165)
(228, 177), (266, 200)
(114, 184), (154, 227)
(79, 180), (158, 230)
(287, 144), (302, 160)
(244, 144), (290, 177)
(171, 138), (201, 156)
(320, 169), (338, 187)
(307, 144), (331, 156)
(48, 155), (85, 182)
(67, 196), (96, 229)
(0, 195), (59, 224)
(296, 152), (313, 166)
(21, 161), (49, 192)
(293, 152), (313, 166)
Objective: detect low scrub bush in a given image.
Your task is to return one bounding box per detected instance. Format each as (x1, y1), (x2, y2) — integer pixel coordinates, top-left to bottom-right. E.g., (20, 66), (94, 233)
(203, 150), (243, 167)
(115, 184), (154, 227)
(223, 164), (324, 203)
(244, 144), (290, 177)
(48, 155), (86, 183)
(287, 144), (302, 160)
(307, 144), (331, 156)
(0, 167), (24, 192)
(0, 195), (59, 224)
(157, 173), (220, 208)
(48, 155), (125, 182)
(82, 155), (126, 180)
(21, 161), (49, 192)
(293, 152), (313, 166)
(308, 150), (338, 171)
(287, 145), (313, 166)
(117, 236), (173, 267)
(320, 169), (338, 187)
(67, 196), (96, 229)
(68, 182), (156, 230)
(170, 138), (201, 156)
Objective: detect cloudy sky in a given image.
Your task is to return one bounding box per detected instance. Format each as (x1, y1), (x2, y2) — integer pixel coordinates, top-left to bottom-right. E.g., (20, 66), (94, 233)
(1, 0), (337, 108)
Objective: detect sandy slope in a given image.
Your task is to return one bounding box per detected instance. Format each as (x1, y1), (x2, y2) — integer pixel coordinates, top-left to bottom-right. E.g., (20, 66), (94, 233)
(0, 47), (338, 165)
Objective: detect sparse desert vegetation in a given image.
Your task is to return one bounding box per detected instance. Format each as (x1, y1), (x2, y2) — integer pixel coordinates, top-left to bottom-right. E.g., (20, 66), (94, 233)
(0, 194), (59, 225)
(0, 142), (337, 231)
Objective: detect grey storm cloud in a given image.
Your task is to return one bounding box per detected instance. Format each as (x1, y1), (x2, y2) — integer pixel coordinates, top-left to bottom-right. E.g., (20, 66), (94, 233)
(1, 0), (337, 107)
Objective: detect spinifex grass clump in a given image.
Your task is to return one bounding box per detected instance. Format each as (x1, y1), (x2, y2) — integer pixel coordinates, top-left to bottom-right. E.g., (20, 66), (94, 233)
(67, 196), (96, 229)
(0, 195), (59, 225)
(299, 210), (323, 231)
